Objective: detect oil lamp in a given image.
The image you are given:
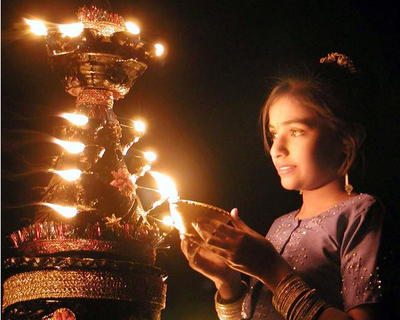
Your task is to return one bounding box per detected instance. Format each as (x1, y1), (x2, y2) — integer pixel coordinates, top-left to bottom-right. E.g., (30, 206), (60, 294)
(3, 5), (167, 320)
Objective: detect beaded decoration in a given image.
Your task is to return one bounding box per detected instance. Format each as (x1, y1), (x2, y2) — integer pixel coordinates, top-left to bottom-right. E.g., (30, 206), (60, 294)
(77, 6), (125, 36)
(320, 53), (358, 74)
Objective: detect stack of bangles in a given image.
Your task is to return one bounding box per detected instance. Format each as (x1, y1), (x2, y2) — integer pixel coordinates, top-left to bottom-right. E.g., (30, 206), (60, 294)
(214, 274), (330, 320)
(272, 273), (331, 320)
(214, 280), (249, 320)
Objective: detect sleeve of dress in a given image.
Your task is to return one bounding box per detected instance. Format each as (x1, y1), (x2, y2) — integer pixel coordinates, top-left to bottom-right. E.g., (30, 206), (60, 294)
(340, 198), (385, 312)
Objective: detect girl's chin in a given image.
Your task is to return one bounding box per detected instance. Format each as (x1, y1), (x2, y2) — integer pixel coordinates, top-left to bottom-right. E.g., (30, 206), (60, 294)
(280, 181), (302, 191)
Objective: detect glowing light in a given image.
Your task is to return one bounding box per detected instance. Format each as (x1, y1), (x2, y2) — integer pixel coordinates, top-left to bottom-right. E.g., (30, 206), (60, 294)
(149, 172), (183, 231)
(122, 120), (146, 155)
(42, 203), (78, 218)
(154, 44), (164, 56)
(50, 169), (82, 181)
(25, 19), (47, 36)
(54, 139), (85, 154)
(143, 172), (179, 215)
(169, 202), (185, 234)
(150, 171), (179, 201)
(61, 113), (89, 126)
(162, 215), (174, 227)
(133, 120), (146, 133)
(125, 22), (140, 34)
(144, 151), (157, 162)
(59, 23), (84, 37)
(99, 149), (106, 158)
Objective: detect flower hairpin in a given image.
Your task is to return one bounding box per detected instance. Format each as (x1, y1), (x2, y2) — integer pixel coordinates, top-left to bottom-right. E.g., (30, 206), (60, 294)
(320, 52), (358, 74)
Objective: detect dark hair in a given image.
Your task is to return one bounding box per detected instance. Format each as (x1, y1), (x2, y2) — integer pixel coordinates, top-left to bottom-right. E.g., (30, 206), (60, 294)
(261, 54), (366, 174)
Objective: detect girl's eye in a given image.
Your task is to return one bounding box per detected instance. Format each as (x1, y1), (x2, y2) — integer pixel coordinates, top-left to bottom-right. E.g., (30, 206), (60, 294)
(268, 132), (278, 140)
(290, 130), (303, 137)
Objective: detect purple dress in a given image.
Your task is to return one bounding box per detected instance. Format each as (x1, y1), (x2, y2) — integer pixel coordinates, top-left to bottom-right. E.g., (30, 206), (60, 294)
(241, 194), (384, 319)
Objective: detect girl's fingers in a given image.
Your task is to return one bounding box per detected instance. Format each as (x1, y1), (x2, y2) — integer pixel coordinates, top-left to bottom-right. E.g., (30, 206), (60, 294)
(188, 235), (229, 259)
(230, 208), (252, 233)
(181, 235), (202, 260)
(195, 218), (238, 239)
(192, 222), (214, 241)
(192, 221), (232, 249)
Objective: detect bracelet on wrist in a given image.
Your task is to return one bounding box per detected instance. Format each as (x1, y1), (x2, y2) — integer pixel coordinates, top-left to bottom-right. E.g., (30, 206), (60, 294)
(272, 273), (331, 320)
(215, 280), (249, 320)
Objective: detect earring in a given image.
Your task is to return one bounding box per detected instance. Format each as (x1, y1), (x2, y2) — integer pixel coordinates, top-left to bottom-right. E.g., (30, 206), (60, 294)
(344, 173), (353, 195)
(299, 190), (303, 195)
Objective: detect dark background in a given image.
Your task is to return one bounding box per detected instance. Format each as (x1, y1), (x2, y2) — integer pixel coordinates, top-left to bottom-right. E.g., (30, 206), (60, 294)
(2, 0), (399, 319)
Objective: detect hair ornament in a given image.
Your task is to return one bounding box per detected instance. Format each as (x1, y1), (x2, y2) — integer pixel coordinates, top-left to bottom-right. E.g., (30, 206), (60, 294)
(319, 53), (358, 74)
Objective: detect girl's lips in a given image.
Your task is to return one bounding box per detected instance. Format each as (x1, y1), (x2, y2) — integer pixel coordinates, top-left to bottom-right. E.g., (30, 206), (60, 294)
(277, 165), (296, 175)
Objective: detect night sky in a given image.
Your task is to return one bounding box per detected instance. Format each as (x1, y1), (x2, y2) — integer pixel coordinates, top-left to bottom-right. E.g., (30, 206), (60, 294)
(2, 0), (399, 319)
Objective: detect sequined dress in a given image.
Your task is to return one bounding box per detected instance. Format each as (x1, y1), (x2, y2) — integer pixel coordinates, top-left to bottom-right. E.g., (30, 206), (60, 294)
(241, 194), (384, 319)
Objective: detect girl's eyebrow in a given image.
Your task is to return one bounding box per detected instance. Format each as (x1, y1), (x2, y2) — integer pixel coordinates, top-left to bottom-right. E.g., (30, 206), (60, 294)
(268, 118), (317, 130)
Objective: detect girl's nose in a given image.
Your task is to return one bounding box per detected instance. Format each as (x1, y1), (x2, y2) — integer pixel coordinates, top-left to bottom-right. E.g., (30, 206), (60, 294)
(270, 136), (288, 159)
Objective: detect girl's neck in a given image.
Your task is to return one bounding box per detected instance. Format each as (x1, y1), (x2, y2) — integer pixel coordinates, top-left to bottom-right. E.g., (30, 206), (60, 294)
(297, 180), (355, 219)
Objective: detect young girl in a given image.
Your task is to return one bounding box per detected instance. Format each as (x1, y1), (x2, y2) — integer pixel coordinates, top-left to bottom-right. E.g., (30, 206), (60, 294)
(180, 53), (384, 320)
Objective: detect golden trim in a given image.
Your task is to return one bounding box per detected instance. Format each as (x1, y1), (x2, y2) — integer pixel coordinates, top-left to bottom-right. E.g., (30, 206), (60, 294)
(2, 269), (166, 311)
(18, 239), (156, 265)
(4, 257), (165, 275)
(178, 199), (230, 216)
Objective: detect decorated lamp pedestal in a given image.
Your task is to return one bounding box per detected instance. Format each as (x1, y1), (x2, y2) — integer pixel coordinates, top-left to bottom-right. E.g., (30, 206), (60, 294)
(3, 6), (167, 320)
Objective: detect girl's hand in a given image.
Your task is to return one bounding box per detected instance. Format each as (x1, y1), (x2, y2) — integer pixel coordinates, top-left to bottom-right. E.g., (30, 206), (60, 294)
(180, 233), (242, 300)
(191, 208), (293, 293)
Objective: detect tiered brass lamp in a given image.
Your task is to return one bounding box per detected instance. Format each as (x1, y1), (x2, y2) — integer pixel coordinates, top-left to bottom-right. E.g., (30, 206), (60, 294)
(3, 6), (167, 320)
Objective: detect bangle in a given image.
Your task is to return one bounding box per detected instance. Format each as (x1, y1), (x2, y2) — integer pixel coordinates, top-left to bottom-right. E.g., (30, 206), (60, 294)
(272, 273), (330, 320)
(215, 280), (248, 320)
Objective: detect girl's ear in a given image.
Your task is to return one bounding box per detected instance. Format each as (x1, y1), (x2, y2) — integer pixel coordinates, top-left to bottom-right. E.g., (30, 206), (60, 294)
(339, 136), (354, 174)
(342, 139), (352, 157)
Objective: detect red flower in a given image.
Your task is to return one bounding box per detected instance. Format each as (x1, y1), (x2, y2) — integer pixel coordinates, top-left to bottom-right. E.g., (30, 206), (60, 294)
(52, 308), (76, 320)
(110, 168), (136, 199)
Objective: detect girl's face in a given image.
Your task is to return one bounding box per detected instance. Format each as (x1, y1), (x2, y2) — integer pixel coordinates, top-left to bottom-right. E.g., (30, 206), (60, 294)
(268, 95), (344, 191)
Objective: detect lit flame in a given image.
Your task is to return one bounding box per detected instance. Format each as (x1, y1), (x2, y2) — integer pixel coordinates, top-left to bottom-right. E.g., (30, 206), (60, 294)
(61, 113), (89, 126)
(144, 151), (157, 162)
(138, 152), (157, 176)
(146, 172), (180, 224)
(169, 202), (185, 234)
(125, 22), (140, 34)
(50, 169), (82, 181)
(59, 22), (84, 37)
(162, 215), (174, 227)
(25, 19), (47, 36)
(122, 120), (146, 155)
(154, 44), (164, 56)
(149, 171), (179, 201)
(42, 203), (78, 218)
(149, 172), (184, 232)
(133, 120), (146, 133)
(54, 138), (85, 154)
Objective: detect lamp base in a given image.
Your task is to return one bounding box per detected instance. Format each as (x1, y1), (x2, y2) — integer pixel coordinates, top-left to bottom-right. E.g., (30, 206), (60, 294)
(3, 298), (163, 320)
(2, 256), (167, 320)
